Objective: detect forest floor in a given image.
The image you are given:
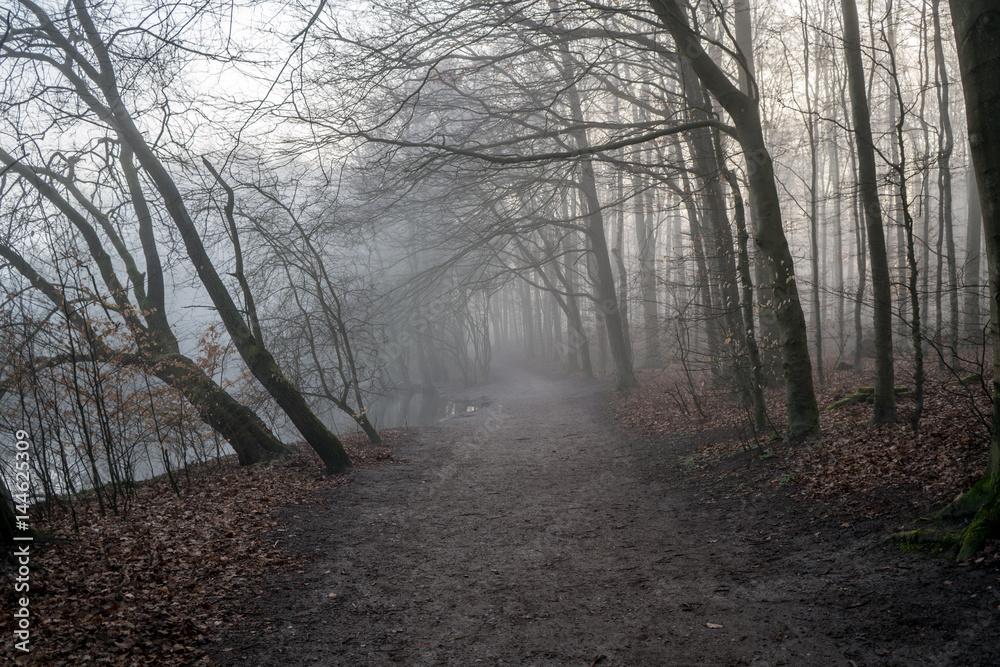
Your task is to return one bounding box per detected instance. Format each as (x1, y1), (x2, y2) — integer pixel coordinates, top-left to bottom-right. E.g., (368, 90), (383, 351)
(5, 360), (1000, 665)
(208, 361), (999, 667)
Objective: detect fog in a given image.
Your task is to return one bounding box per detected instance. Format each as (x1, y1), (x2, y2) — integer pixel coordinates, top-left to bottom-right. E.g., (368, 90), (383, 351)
(0, 0), (991, 511)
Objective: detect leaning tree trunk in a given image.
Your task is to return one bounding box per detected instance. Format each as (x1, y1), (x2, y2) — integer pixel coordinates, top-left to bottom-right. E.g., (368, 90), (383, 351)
(151, 353), (286, 466)
(841, 0), (897, 423)
(0, 239), (285, 469)
(65, 0), (352, 473)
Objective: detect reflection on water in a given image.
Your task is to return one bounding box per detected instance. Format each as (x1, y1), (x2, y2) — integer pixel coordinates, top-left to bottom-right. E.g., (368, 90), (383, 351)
(369, 387), (478, 428)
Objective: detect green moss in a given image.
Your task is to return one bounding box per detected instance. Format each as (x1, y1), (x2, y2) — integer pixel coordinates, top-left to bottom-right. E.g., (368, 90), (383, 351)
(938, 475), (991, 520)
(957, 490), (1000, 561)
(888, 527), (962, 553)
(827, 395), (858, 409)
(827, 385), (913, 409)
(948, 374), (982, 386)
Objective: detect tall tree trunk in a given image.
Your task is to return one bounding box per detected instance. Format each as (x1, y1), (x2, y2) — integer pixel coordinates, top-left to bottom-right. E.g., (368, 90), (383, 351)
(716, 135), (768, 431)
(885, 5), (907, 340)
(885, 35), (926, 430)
(965, 170), (984, 341)
(564, 227), (594, 378)
(521, 280), (536, 358)
(832, 125), (846, 354)
(841, 0), (897, 422)
(802, 4), (825, 386)
(552, 19), (637, 389)
(612, 175), (634, 365)
(916, 0), (933, 353)
(681, 71), (749, 398)
(841, 69), (868, 374)
(649, 0), (820, 438)
(678, 165), (723, 379)
(941, 0), (1000, 559)
(576, 160), (638, 387)
(634, 174), (663, 367)
(933, 0), (960, 367)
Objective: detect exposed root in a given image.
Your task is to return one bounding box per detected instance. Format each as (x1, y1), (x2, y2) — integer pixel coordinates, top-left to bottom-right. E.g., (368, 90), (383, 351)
(826, 385), (914, 409)
(938, 476), (990, 521)
(957, 489), (1000, 561)
(890, 485), (1000, 561)
(888, 528), (964, 552)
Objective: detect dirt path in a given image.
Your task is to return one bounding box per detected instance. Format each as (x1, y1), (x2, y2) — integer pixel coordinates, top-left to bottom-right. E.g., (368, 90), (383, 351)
(216, 366), (1000, 666)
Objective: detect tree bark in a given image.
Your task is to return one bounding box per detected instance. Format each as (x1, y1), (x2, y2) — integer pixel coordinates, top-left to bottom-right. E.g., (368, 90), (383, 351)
(43, 0), (353, 472)
(965, 170), (984, 341)
(150, 354), (287, 465)
(943, 0), (1000, 559)
(648, 0), (819, 438)
(933, 0), (959, 367)
(841, 0), (897, 422)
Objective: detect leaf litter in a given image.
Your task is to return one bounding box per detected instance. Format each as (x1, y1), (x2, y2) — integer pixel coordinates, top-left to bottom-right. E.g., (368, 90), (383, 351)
(611, 363), (999, 553)
(0, 431), (401, 666)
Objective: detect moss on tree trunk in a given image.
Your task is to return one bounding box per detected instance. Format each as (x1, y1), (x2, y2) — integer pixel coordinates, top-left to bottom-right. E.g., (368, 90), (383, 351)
(891, 0), (1000, 560)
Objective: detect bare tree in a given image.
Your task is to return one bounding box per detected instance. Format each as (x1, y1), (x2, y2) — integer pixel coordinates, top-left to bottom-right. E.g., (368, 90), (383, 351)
(1, 0), (352, 472)
(647, 0), (820, 438)
(840, 0), (897, 422)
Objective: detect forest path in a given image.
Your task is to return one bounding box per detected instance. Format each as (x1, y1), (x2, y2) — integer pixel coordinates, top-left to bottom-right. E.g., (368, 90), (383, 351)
(216, 364), (989, 666)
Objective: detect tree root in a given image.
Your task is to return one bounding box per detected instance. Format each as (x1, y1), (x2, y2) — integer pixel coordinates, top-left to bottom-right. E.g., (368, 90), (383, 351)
(938, 476), (990, 520)
(890, 484), (1000, 561)
(827, 385), (913, 409)
(888, 528), (964, 552)
(957, 488), (1000, 560)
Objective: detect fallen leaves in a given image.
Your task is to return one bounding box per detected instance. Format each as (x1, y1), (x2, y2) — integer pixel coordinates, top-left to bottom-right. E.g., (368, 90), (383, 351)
(612, 364), (992, 520)
(0, 431), (403, 666)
